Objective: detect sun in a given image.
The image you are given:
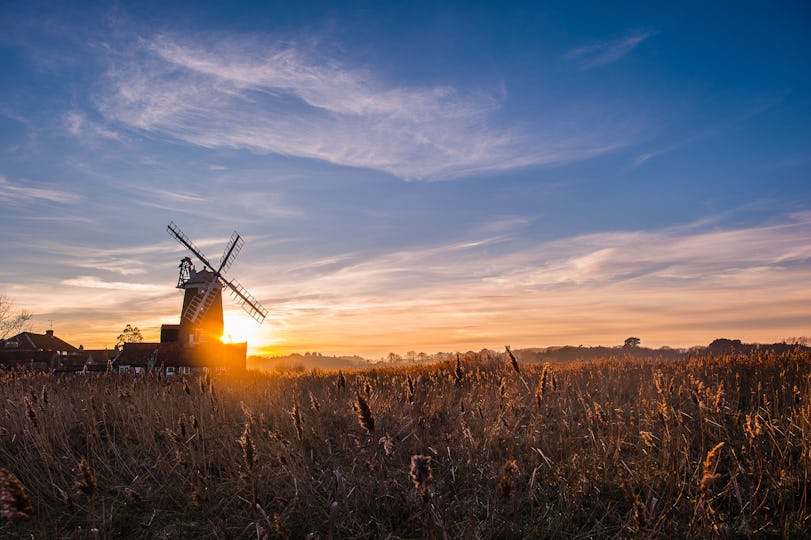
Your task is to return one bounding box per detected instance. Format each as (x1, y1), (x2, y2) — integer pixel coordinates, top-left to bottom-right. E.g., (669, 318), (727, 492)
(221, 310), (269, 353)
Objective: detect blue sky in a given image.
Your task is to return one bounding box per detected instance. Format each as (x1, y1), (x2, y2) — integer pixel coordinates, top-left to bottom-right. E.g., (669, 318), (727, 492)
(1, 1), (809, 356)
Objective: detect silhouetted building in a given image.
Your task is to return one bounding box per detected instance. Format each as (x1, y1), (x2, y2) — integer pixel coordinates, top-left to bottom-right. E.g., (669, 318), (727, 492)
(113, 339), (246, 374)
(0, 330), (79, 370)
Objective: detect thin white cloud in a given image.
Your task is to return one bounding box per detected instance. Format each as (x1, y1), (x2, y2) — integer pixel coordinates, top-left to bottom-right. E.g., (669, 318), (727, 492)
(96, 34), (630, 180)
(151, 189), (207, 203)
(64, 110), (122, 141)
(0, 176), (81, 205)
(259, 212), (811, 306)
(251, 211), (811, 354)
(62, 275), (166, 293)
(19, 215), (95, 224)
(11, 238), (179, 276)
(565, 31), (654, 69)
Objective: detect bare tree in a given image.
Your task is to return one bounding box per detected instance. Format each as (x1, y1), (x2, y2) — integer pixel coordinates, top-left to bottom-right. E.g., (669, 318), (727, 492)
(0, 296), (32, 339)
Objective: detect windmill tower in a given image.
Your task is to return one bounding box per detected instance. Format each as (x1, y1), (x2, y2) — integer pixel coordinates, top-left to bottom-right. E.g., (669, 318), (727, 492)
(167, 222), (268, 351)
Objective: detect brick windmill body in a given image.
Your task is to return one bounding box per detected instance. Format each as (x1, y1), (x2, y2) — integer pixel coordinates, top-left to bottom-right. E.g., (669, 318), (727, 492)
(176, 260), (224, 345)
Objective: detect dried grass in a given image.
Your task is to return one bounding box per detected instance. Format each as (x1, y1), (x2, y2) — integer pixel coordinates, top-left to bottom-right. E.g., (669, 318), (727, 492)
(0, 348), (808, 538)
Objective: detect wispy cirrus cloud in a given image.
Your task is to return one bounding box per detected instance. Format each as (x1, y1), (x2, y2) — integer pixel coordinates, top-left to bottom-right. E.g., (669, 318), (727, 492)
(62, 275), (166, 293)
(271, 211), (811, 298)
(0, 176), (81, 205)
(95, 34), (629, 180)
(64, 110), (122, 142)
(565, 30), (654, 69)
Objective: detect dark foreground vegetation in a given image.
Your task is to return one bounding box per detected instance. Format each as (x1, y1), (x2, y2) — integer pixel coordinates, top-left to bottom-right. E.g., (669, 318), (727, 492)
(1, 349), (809, 538)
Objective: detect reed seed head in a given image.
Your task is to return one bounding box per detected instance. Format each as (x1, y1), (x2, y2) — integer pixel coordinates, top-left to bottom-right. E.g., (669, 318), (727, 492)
(355, 392), (375, 434)
(239, 422), (257, 472)
(75, 457), (97, 497)
(505, 346), (520, 374)
(23, 396), (38, 428)
(0, 468), (32, 522)
(700, 441), (725, 494)
(498, 459), (520, 499)
(410, 454), (432, 501)
(289, 404), (303, 441)
(454, 354), (464, 384)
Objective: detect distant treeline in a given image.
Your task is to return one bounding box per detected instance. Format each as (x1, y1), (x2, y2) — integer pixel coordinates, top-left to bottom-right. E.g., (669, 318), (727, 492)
(249, 338), (811, 372)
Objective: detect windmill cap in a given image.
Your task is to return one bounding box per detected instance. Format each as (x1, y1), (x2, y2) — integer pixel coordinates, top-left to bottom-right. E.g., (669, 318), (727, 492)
(183, 268), (221, 286)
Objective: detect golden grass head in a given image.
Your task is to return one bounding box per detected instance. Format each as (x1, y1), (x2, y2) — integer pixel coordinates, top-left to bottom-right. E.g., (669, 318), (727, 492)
(355, 392), (375, 434)
(700, 441), (725, 494)
(0, 468), (32, 522)
(239, 422), (257, 472)
(498, 459), (520, 499)
(505, 345), (520, 374)
(309, 391), (321, 412)
(289, 403), (303, 441)
(75, 457), (97, 497)
(410, 454), (432, 501)
(379, 434), (394, 456)
(23, 395), (38, 429)
(177, 415), (187, 439)
(639, 430), (656, 448)
(454, 353), (464, 384)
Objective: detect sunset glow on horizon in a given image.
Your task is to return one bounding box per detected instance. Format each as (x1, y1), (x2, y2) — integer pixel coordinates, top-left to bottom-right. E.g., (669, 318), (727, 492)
(1, 2), (809, 358)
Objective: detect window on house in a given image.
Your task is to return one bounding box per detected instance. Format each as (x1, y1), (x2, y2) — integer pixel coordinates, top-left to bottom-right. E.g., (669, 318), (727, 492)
(166, 366), (176, 375)
(119, 366), (131, 374)
(181, 366), (191, 375)
(134, 366), (142, 374)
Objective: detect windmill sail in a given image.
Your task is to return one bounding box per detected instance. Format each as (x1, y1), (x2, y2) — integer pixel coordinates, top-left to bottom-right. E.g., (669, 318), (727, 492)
(168, 221), (216, 270)
(219, 231), (243, 274)
(223, 277), (268, 323)
(168, 221), (268, 326)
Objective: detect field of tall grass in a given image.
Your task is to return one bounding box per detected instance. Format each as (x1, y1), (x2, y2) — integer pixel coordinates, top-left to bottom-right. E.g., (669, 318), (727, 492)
(1, 349), (809, 538)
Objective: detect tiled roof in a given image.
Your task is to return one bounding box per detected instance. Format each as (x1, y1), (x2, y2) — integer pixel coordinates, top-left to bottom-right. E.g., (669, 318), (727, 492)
(113, 343), (159, 366)
(113, 342), (182, 367)
(56, 353), (91, 371)
(83, 349), (118, 365)
(1, 331), (79, 353)
(0, 350), (59, 366)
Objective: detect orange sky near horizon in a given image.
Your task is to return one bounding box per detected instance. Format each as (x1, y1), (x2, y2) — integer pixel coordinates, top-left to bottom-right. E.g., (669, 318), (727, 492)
(9, 214), (810, 359)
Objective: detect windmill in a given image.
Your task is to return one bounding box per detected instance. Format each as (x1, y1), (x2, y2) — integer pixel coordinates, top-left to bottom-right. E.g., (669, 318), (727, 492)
(167, 222), (268, 346)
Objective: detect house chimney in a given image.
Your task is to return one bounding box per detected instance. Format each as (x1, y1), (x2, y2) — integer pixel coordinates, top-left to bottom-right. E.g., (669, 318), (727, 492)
(45, 329), (54, 336)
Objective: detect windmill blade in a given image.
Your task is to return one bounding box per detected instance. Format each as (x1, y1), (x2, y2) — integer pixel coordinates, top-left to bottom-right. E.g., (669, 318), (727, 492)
(167, 221), (216, 272)
(218, 231), (243, 274)
(169, 221), (267, 326)
(183, 275), (220, 323)
(223, 277), (268, 323)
